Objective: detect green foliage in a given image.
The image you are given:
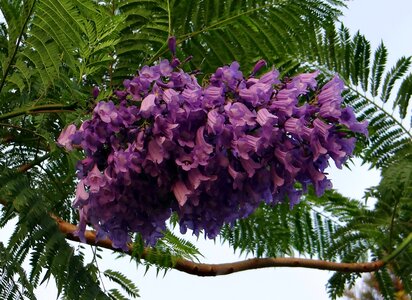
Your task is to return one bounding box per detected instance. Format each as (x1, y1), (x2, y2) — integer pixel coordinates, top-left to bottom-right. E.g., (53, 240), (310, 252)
(0, 0), (411, 299)
(104, 270), (140, 299)
(0, 167), (107, 299)
(129, 229), (202, 276)
(0, 242), (36, 300)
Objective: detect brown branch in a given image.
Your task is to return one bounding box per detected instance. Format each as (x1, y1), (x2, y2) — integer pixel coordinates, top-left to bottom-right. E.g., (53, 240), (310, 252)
(0, 196), (401, 276)
(0, 197), (397, 276)
(0, 103), (78, 121)
(16, 153), (51, 173)
(53, 215), (386, 276)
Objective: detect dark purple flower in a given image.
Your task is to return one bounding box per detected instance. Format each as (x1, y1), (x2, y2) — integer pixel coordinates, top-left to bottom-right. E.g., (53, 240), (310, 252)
(339, 107), (369, 136)
(251, 59), (267, 76)
(92, 86), (100, 99)
(168, 36), (176, 55)
(233, 135), (260, 160)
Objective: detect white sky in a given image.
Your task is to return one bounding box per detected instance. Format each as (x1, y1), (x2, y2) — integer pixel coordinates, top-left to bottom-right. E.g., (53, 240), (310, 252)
(2, 1), (412, 299)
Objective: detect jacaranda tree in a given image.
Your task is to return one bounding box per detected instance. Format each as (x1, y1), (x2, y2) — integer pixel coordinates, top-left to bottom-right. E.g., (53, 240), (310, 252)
(0, 1), (411, 299)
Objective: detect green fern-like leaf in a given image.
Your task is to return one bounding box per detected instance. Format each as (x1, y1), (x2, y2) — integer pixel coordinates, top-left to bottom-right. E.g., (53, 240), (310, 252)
(104, 270), (140, 299)
(380, 56), (411, 103)
(370, 41), (388, 97)
(394, 73), (412, 118)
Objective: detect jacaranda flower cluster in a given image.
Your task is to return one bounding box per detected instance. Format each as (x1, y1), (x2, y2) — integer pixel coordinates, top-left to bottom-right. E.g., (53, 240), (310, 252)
(58, 57), (368, 250)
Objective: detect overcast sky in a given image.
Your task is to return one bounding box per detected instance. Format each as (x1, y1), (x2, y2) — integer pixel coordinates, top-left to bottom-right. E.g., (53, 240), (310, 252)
(2, 1), (412, 299)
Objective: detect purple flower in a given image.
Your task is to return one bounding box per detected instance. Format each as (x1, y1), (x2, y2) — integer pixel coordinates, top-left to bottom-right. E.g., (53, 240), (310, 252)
(284, 117), (305, 138)
(81, 131), (99, 153)
(288, 70), (320, 93)
(225, 61), (243, 80)
(251, 59), (267, 76)
(239, 82), (273, 106)
(173, 181), (192, 206)
(139, 65), (160, 84)
(159, 59), (173, 76)
(57, 124), (77, 150)
(98, 186), (116, 205)
(259, 69), (280, 85)
(233, 135), (260, 160)
(275, 148), (300, 176)
(95, 101), (118, 123)
(188, 168), (214, 189)
(207, 109), (225, 135)
(317, 75), (345, 119)
(168, 36), (176, 55)
(256, 108), (278, 127)
(225, 102), (256, 128)
(92, 86), (100, 99)
(228, 164), (246, 190)
(84, 164), (105, 193)
(240, 157), (261, 177)
(73, 180), (89, 208)
(203, 86), (224, 108)
(140, 94), (156, 117)
(271, 88), (298, 117)
(147, 138), (167, 164)
(60, 57), (367, 249)
(339, 107), (369, 136)
(113, 150), (129, 173)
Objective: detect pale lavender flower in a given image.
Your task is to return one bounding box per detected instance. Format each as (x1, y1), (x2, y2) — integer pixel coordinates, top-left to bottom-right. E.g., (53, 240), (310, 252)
(85, 164), (105, 193)
(225, 102), (256, 127)
(57, 124), (77, 150)
(95, 101), (118, 123)
(173, 181), (191, 206)
(140, 94), (156, 117)
(73, 180), (89, 208)
(288, 70), (320, 93)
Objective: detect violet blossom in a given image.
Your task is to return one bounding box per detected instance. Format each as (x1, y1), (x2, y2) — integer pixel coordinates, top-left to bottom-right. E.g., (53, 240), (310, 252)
(57, 56), (368, 249)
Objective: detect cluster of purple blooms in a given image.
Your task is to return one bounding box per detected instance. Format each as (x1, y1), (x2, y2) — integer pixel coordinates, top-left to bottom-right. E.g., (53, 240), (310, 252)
(58, 55), (367, 250)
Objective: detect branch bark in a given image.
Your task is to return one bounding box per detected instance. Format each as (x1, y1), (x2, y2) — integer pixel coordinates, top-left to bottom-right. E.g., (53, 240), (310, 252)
(0, 103), (78, 121)
(3, 196), (408, 276)
(53, 215), (387, 276)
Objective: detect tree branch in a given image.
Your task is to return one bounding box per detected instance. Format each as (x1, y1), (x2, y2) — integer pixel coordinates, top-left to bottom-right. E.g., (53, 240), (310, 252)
(2, 197), (410, 276)
(53, 215), (388, 276)
(16, 153), (51, 173)
(0, 103), (78, 121)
